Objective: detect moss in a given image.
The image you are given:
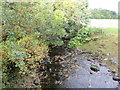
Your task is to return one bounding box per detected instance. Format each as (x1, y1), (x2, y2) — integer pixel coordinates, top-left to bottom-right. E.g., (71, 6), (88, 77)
(91, 64), (99, 69)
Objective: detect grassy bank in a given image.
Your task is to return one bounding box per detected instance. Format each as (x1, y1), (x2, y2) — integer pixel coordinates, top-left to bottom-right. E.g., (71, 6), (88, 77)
(103, 28), (118, 34)
(80, 27), (118, 74)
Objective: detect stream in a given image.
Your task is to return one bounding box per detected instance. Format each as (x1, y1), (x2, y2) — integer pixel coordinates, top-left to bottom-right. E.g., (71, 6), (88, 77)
(41, 47), (119, 88)
(58, 54), (119, 88)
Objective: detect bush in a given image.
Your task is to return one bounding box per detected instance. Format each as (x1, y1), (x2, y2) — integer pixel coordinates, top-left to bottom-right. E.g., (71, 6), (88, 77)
(1, 35), (48, 87)
(68, 27), (102, 47)
(1, 0), (89, 88)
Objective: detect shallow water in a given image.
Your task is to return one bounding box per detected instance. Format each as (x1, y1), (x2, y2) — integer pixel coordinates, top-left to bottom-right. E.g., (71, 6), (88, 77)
(41, 49), (119, 88)
(57, 54), (119, 88)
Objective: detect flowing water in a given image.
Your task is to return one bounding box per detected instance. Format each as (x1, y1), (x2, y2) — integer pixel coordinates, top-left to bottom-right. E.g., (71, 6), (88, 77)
(42, 47), (119, 88)
(58, 54), (119, 88)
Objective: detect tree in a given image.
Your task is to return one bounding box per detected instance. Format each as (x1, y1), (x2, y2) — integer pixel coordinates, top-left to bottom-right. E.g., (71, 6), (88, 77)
(90, 8), (118, 19)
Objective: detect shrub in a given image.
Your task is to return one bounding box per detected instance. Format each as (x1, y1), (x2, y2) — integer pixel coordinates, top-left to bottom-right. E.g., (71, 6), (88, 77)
(1, 35), (48, 87)
(68, 27), (102, 47)
(1, 0), (90, 88)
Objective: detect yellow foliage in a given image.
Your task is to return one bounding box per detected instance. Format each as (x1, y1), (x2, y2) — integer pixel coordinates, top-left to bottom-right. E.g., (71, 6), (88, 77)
(17, 35), (49, 74)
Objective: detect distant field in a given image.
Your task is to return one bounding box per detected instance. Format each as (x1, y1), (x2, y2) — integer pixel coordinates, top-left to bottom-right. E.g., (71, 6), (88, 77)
(103, 28), (118, 34)
(89, 19), (118, 34)
(89, 19), (118, 28)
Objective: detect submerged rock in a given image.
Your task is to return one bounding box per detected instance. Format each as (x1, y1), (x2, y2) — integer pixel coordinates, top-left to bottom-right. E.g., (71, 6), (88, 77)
(90, 64), (100, 72)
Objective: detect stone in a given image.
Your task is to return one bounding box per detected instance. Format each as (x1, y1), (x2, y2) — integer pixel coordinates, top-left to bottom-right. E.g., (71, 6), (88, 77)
(99, 63), (103, 66)
(108, 70), (111, 72)
(55, 81), (61, 84)
(90, 70), (96, 74)
(104, 58), (109, 60)
(106, 53), (110, 56)
(111, 70), (116, 74)
(104, 58), (113, 61)
(99, 46), (103, 48)
(87, 58), (93, 61)
(111, 62), (117, 65)
(90, 64), (100, 72)
(33, 78), (41, 85)
(109, 58), (113, 61)
(113, 76), (120, 81)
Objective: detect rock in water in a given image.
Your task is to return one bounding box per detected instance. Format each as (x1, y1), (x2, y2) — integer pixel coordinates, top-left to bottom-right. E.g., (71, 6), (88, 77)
(90, 70), (96, 74)
(113, 76), (120, 81)
(87, 58), (93, 61)
(104, 58), (109, 60)
(99, 63), (104, 66)
(90, 64), (100, 72)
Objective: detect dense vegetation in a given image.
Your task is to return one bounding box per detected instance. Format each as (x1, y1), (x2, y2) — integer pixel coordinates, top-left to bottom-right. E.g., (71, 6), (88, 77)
(1, 1), (87, 88)
(90, 8), (118, 19)
(1, 1), (102, 88)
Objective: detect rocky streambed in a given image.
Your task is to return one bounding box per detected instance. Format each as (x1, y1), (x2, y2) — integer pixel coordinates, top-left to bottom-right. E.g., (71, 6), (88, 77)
(40, 47), (120, 88)
(58, 54), (119, 88)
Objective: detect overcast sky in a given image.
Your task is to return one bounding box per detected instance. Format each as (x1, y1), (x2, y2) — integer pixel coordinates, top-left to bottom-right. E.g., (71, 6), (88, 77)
(88, 0), (120, 12)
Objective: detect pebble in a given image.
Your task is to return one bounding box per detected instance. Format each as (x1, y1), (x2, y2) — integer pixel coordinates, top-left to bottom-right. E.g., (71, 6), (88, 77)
(104, 58), (109, 60)
(99, 46), (103, 48)
(90, 64), (100, 72)
(87, 58), (93, 61)
(109, 58), (113, 61)
(106, 53), (110, 56)
(111, 62), (117, 65)
(55, 81), (61, 84)
(90, 70), (95, 74)
(33, 79), (41, 85)
(113, 76), (120, 81)
(99, 63), (103, 66)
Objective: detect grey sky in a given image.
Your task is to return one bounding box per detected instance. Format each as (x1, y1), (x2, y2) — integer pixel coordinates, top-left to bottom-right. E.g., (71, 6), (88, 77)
(88, 0), (119, 12)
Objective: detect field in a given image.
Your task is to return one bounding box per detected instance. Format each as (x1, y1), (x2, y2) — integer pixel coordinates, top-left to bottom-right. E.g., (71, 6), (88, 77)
(89, 19), (118, 34)
(89, 19), (118, 28)
(103, 28), (118, 34)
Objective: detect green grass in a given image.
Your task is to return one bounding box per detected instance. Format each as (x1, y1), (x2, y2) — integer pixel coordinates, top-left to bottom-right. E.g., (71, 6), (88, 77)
(102, 28), (118, 34)
(80, 32), (118, 74)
